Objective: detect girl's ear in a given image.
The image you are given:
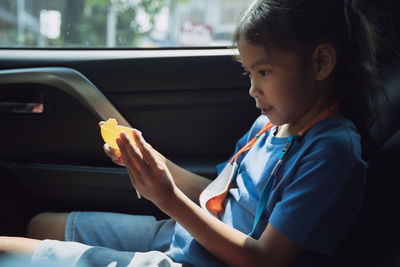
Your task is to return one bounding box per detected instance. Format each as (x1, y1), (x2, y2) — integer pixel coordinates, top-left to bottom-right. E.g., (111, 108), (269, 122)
(312, 43), (336, 81)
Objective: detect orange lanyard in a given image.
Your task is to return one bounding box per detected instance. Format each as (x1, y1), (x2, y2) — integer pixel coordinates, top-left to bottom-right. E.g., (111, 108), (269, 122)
(229, 103), (338, 165)
(204, 103), (339, 219)
(229, 121), (274, 164)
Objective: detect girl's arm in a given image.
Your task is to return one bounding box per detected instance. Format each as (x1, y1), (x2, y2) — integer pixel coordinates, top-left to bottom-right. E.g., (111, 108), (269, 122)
(117, 130), (304, 267)
(103, 141), (211, 203)
(162, 189), (304, 267)
(164, 158), (211, 204)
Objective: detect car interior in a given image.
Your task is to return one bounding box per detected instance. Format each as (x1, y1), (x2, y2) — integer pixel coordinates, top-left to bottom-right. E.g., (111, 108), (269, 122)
(0, 0), (399, 266)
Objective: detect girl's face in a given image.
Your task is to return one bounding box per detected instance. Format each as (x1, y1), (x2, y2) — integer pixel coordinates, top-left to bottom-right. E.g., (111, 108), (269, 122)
(238, 38), (328, 130)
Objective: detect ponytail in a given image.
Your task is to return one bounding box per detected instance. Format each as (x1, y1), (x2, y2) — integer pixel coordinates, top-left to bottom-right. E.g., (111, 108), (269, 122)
(336, 0), (382, 159)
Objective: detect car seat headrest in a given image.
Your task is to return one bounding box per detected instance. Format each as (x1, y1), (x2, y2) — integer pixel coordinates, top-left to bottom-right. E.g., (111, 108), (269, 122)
(369, 59), (400, 150)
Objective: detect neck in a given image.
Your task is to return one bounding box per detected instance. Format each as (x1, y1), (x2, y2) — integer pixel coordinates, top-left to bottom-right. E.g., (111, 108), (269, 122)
(275, 99), (341, 138)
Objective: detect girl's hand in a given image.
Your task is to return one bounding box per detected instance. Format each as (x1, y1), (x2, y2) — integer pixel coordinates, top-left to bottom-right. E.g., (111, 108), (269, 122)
(116, 130), (178, 206)
(103, 144), (125, 166)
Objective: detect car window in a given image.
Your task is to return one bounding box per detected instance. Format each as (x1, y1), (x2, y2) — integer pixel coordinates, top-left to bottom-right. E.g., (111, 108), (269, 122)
(0, 0), (252, 48)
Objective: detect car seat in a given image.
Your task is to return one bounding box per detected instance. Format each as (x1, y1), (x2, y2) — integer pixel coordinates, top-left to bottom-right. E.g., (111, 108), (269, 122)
(331, 57), (400, 267)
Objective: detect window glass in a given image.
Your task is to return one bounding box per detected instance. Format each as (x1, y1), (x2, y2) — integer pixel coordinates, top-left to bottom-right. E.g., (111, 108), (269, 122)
(0, 0), (252, 48)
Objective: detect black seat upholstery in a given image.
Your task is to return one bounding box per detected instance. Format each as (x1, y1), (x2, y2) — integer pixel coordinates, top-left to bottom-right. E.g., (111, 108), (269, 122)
(331, 58), (400, 267)
(328, 0), (400, 264)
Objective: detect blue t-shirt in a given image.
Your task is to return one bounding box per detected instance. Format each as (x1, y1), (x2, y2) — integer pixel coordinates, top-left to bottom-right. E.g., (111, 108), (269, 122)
(166, 116), (367, 266)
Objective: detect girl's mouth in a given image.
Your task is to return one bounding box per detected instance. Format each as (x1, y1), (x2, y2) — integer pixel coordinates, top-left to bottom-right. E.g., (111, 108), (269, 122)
(261, 106), (273, 115)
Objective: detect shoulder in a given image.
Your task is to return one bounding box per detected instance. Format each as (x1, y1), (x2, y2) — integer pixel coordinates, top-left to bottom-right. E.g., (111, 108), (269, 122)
(300, 118), (363, 160)
(286, 118), (368, 191)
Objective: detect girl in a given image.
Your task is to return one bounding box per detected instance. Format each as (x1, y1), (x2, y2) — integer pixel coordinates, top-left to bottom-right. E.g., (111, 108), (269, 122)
(0, 0), (380, 266)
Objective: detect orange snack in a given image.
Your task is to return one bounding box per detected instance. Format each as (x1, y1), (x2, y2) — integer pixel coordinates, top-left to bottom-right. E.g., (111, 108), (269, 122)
(100, 119), (135, 149)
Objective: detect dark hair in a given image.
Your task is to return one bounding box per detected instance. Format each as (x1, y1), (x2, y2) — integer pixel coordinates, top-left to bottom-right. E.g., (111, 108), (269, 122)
(233, 0), (382, 159)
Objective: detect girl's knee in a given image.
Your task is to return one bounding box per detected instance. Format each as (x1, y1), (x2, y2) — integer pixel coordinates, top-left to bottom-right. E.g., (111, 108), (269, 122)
(27, 212), (70, 241)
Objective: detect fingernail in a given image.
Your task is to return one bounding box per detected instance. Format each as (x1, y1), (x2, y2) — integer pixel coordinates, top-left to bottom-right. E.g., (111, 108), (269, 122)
(120, 131), (127, 139)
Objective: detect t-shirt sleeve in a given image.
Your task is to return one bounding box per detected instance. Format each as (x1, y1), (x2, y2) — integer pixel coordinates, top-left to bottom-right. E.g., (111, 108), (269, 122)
(268, 153), (366, 256)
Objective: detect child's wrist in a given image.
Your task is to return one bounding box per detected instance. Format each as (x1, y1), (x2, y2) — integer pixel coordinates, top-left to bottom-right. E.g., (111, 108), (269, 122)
(156, 188), (186, 215)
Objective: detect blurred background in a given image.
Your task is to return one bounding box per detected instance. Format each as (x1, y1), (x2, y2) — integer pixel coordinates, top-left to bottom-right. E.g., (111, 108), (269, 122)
(0, 0), (253, 48)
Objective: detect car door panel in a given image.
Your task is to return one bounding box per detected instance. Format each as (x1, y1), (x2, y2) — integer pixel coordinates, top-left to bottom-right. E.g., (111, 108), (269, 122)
(0, 49), (258, 234)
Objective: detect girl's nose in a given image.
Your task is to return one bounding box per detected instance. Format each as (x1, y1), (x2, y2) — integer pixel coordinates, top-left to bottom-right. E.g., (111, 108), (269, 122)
(249, 80), (257, 98)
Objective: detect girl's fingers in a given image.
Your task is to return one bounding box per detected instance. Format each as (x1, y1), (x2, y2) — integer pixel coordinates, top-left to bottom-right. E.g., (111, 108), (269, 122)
(117, 136), (140, 184)
(104, 144), (124, 166)
(132, 130), (161, 168)
(118, 132), (148, 172)
(103, 144), (123, 163)
(103, 144), (115, 158)
(111, 155), (124, 166)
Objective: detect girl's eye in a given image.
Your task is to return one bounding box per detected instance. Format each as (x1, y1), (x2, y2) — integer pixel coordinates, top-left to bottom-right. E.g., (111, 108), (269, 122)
(241, 65), (251, 77)
(241, 70), (251, 77)
(259, 70), (269, 76)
